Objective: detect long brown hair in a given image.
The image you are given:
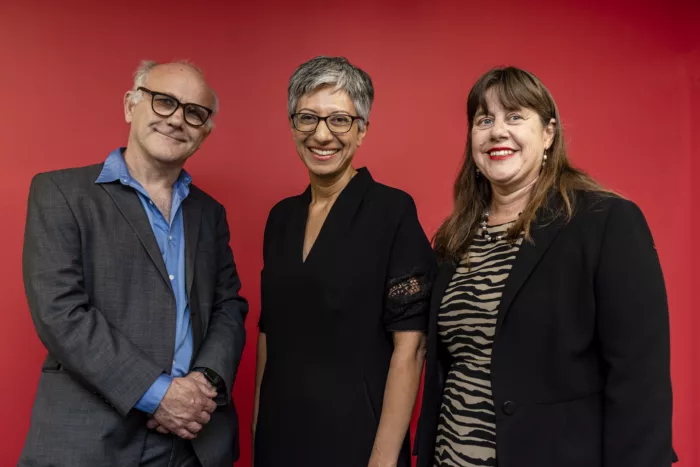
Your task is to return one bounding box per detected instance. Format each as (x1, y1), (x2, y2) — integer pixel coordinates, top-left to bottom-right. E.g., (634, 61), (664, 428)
(434, 67), (612, 261)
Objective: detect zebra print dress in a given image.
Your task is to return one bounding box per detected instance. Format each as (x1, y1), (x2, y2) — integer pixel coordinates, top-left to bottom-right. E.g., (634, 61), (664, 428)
(434, 221), (521, 467)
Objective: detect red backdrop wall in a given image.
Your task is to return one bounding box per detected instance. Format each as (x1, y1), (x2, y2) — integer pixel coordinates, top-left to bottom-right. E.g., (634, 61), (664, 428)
(1, 1), (698, 465)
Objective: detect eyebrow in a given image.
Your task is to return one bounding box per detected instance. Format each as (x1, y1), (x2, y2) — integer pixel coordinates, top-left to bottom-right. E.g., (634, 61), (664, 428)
(148, 89), (210, 109)
(296, 108), (351, 115)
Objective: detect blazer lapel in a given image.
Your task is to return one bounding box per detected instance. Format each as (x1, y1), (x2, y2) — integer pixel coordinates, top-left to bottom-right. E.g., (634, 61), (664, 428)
(101, 183), (170, 284)
(429, 262), (457, 334)
(427, 261), (457, 377)
(183, 195), (202, 300)
(494, 198), (565, 340)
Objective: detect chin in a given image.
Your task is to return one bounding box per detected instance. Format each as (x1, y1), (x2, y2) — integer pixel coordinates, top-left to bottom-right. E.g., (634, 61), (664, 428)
(150, 151), (190, 165)
(303, 158), (342, 177)
(146, 141), (186, 157)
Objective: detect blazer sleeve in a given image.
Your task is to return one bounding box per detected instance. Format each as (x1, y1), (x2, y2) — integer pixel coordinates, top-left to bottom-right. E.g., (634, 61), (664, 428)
(22, 173), (164, 417)
(190, 203), (248, 405)
(383, 194), (437, 332)
(595, 198), (673, 466)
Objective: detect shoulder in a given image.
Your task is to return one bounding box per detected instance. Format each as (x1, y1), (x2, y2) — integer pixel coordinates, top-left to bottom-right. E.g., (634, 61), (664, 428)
(570, 190), (646, 226)
(31, 164), (104, 192)
(366, 179), (417, 214)
(267, 192), (305, 224)
(552, 190), (652, 246)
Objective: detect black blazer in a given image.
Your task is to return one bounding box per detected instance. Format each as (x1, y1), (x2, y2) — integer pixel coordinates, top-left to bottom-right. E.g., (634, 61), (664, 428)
(415, 191), (675, 467)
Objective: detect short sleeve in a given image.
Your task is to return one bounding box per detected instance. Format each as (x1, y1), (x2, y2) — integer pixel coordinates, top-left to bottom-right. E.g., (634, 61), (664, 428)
(384, 195), (437, 332)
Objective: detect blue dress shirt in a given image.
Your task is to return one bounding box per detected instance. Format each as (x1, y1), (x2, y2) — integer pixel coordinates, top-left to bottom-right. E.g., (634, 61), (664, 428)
(96, 148), (194, 414)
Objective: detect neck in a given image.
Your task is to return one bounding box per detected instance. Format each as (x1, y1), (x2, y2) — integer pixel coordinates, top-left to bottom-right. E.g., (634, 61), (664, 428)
(489, 175), (539, 220)
(309, 165), (357, 205)
(123, 145), (182, 189)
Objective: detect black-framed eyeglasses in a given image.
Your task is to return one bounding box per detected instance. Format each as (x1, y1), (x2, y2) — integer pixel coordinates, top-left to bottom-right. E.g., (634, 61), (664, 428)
(137, 87), (213, 127)
(290, 113), (364, 134)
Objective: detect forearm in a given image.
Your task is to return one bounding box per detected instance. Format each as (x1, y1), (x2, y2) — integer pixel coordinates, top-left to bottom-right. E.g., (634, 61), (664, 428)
(190, 301), (246, 404)
(192, 205), (248, 403)
(26, 284), (165, 414)
(30, 304), (165, 415)
(135, 374), (173, 414)
(371, 344), (425, 465)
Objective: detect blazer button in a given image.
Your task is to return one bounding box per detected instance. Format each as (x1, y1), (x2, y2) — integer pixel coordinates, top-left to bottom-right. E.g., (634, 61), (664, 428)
(502, 401), (516, 415)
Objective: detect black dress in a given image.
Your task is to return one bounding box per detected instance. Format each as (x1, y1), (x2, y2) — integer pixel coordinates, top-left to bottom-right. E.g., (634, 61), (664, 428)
(255, 168), (436, 467)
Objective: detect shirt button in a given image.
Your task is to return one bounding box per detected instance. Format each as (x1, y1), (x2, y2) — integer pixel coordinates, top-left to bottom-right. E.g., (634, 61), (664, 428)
(169, 275), (174, 280)
(169, 235), (173, 241)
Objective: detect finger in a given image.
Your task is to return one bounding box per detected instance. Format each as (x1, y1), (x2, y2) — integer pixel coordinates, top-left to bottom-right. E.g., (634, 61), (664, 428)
(195, 381), (217, 398)
(188, 372), (209, 387)
(177, 428), (197, 440)
(156, 425), (170, 435)
(190, 372), (210, 386)
(195, 410), (211, 425)
(146, 419), (159, 430)
(203, 398), (217, 414)
(185, 421), (203, 434)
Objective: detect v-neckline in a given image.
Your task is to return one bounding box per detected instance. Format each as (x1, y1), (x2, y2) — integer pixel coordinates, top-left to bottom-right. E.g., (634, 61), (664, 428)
(302, 203), (333, 264)
(297, 168), (371, 265)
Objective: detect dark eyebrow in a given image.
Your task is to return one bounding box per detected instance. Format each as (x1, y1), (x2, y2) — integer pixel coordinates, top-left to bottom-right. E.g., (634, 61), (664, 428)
(147, 88), (210, 109)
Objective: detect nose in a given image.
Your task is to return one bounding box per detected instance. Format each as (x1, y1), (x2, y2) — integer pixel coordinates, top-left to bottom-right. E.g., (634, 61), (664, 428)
(489, 117), (508, 140)
(313, 118), (334, 143)
(166, 105), (185, 127)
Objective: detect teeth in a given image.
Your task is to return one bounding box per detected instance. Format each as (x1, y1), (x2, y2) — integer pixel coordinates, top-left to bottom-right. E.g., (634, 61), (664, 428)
(310, 148), (339, 156)
(490, 150), (514, 156)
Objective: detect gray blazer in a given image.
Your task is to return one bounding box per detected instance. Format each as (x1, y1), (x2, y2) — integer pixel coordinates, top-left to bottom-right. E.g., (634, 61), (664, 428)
(20, 163), (248, 467)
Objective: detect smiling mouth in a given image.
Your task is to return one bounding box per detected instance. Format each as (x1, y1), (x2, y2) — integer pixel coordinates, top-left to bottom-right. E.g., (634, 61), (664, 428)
(309, 147), (340, 160)
(488, 149), (516, 159)
(310, 148), (340, 156)
(155, 130), (186, 143)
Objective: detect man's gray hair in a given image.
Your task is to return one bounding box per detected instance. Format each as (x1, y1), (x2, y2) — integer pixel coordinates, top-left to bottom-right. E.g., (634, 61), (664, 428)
(129, 59), (219, 129)
(288, 56), (374, 131)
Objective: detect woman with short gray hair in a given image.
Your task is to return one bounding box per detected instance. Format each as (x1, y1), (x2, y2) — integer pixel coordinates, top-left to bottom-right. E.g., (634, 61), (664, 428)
(252, 56), (436, 467)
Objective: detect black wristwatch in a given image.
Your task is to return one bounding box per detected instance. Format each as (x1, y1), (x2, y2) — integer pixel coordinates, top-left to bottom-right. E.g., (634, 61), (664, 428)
(196, 368), (223, 389)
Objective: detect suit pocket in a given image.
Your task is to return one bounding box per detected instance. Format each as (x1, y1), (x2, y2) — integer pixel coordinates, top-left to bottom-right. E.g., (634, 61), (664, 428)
(41, 358), (64, 373)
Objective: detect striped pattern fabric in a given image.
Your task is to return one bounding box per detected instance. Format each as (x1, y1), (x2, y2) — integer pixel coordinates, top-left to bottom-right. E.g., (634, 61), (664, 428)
(434, 222), (521, 466)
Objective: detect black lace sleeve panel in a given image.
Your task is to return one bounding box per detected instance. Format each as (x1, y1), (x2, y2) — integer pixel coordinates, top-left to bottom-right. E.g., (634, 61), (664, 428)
(384, 270), (434, 332)
(383, 194), (437, 332)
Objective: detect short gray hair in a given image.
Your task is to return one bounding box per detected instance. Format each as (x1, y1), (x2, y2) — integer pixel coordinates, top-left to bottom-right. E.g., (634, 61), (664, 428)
(288, 56), (374, 131)
(129, 59), (219, 129)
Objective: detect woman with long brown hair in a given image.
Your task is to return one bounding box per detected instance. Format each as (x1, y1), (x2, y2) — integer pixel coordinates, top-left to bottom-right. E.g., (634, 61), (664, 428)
(415, 67), (675, 467)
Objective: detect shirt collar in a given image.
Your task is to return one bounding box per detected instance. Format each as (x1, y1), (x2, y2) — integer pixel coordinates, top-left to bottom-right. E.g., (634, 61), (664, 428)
(95, 147), (192, 189)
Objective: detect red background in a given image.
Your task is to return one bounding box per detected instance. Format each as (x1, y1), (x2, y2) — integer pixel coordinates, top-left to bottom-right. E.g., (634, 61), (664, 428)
(1, 1), (698, 465)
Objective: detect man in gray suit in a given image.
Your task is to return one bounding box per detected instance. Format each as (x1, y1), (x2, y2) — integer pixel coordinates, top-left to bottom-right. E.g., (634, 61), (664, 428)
(21, 60), (247, 466)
